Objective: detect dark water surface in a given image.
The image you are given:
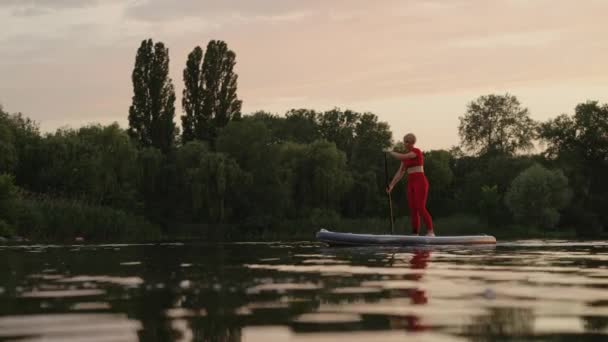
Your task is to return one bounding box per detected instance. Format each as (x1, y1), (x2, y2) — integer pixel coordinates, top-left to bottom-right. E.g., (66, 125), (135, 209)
(1, 240), (608, 341)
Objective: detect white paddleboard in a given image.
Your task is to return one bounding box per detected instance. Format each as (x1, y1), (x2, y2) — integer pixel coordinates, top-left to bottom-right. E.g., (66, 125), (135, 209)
(316, 229), (496, 246)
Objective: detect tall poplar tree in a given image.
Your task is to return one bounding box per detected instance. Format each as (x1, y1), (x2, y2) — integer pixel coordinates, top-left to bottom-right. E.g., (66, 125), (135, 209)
(181, 40), (241, 144)
(128, 39), (176, 153)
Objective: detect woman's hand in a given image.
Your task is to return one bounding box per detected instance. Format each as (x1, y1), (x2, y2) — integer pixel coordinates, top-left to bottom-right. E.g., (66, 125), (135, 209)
(386, 184), (393, 194)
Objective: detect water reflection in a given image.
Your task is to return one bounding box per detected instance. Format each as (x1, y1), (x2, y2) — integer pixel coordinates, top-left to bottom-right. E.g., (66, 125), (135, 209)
(387, 250), (431, 332)
(1, 241), (608, 340)
(466, 307), (535, 340)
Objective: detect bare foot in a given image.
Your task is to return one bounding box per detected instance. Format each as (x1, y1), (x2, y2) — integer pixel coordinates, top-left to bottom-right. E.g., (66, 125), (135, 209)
(425, 231), (435, 237)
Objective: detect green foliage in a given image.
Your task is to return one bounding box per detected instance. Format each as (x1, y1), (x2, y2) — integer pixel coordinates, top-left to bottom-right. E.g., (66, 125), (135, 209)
(0, 174), (18, 226)
(275, 140), (353, 218)
(13, 196), (161, 241)
(539, 101), (608, 162)
(0, 109), (17, 174)
(424, 150), (454, 214)
(175, 141), (249, 223)
(28, 124), (139, 209)
(351, 113), (392, 174)
(459, 94), (536, 156)
(216, 119), (271, 170)
(317, 108), (360, 156)
(343, 170), (382, 218)
(3, 112), (42, 187)
(216, 119), (290, 220)
(433, 214), (486, 236)
(202, 40), (242, 129)
(309, 208), (341, 229)
(282, 109), (320, 143)
(478, 185), (502, 226)
(538, 101), (608, 230)
(505, 164), (572, 229)
(181, 46), (205, 143)
(128, 39), (176, 153)
(307, 140), (353, 210)
(182, 40), (242, 144)
(0, 219), (14, 238)
(451, 153), (535, 219)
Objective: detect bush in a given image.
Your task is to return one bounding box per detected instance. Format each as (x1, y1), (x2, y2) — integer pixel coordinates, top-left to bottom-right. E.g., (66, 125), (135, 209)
(0, 219), (15, 238)
(505, 164), (572, 229)
(13, 196), (162, 242)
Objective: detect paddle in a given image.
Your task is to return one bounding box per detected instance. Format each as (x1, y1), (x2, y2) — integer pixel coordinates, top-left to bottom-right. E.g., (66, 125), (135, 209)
(384, 151), (395, 235)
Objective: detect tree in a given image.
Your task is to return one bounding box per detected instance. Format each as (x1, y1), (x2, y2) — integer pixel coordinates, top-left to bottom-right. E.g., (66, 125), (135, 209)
(478, 185), (501, 227)
(317, 108), (360, 157)
(0, 174), (18, 237)
(505, 164), (572, 229)
(128, 39), (176, 153)
(539, 101), (608, 162)
(136, 147), (166, 223)
(29, 124), (139, 209)
(181, 46), (204, 143)
(282, 109), (320, 143)
(342, 113), (392, 217)
(0, 107), (17, 174)
(424, 150), (455, 215)
(538, 101), (608, 231)
(458, 94), (536, 156)
(175, 141), (248, 223)
(216, 120), (288, 221)
(3, 112), (41, 187)
(182, 40), (242, 144)
(351, 113), (392, 172)
(307, 140), (353, 211)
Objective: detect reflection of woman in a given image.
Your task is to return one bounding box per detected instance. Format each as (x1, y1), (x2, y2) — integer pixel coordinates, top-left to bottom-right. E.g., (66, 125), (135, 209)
(389, 250), (431, 332)
(408, 250), (429, 304)
(386, 133), (434, 236)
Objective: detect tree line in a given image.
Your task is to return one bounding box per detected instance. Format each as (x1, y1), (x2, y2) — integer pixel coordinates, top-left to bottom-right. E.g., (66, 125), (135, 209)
(0, 38), (607, 241)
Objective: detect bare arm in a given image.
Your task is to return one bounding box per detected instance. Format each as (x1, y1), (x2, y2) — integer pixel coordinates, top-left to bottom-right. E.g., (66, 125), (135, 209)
(388, 151), (416, 160)
(387, 163), (406, 193)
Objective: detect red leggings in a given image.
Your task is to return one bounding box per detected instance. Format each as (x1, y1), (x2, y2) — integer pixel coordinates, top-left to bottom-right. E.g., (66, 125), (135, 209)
(407, 173), (433, 234)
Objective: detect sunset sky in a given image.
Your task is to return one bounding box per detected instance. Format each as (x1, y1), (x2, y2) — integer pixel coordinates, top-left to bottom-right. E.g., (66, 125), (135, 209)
(1, 0), (607, 150)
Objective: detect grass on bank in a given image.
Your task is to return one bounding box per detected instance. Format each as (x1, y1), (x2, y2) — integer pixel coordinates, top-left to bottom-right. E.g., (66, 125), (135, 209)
(5, 197), (161, 242)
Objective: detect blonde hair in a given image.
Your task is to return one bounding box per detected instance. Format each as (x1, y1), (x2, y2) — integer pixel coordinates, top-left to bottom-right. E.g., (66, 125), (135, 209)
(404, 133), (416, 144)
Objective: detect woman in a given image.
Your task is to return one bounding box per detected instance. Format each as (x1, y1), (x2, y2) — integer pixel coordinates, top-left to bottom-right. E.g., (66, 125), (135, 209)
(386, 133), (434, 236)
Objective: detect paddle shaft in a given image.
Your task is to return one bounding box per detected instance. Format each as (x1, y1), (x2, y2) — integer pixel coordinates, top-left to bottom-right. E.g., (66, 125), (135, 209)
(384, 152), (395, 234)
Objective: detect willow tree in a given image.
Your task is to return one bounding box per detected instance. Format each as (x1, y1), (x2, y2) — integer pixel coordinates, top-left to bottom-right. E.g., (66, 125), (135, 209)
(128, 39), (176, 153)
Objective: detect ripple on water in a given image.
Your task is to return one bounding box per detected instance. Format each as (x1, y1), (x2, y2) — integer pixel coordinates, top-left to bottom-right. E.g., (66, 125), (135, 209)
(0, 313), (141, 341)
(19, 289), (106, 298)
(57, 276), (144, 287)
(3, 240), (608, 340)
(241, 326), (467, 341)
(246, 282), (322, 294)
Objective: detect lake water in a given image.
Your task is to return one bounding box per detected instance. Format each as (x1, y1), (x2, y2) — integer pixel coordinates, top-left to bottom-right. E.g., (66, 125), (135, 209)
(1, 240), (608, 341)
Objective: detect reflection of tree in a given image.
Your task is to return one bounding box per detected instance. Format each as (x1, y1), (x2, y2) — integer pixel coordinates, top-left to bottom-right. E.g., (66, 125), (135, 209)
(583, 315), (608, 332)
(189, 317), (242, 342)
(583, 301), (608, 333)
(131, 243), (248, 342)
(465, 307), (534, 341)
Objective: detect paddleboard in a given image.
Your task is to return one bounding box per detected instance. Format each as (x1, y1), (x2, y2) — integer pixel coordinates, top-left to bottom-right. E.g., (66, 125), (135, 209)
(316, 229), (496, 246)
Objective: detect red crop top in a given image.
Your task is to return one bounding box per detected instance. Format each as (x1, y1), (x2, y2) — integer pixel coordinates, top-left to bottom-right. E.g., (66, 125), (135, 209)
(402, 147), (424, 169)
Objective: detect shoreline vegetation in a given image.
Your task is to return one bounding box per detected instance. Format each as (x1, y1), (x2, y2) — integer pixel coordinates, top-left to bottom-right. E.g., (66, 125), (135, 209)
(1, 38), (607, 243)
